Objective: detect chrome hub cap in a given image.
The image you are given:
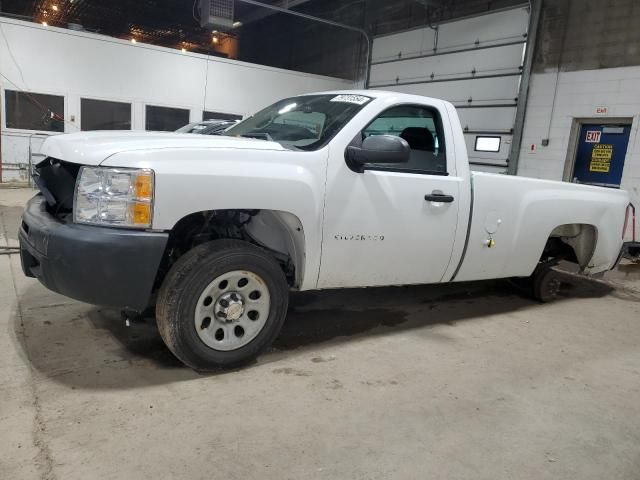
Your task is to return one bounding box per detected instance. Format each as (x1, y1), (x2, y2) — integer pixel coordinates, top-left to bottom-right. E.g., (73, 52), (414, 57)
(215, 292), (245, 322)
(194, 270), (271, 351)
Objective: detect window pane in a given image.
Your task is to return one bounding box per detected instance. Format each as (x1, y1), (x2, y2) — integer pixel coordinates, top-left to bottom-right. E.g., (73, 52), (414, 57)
(5, 90), (64, 132)
(81, 98), (131, 131)
(145, 105), (190, 131)
(475, 136), (501, 152)
(362, 105), (446, 174)
(203, 110), (242, 121)
(225, 94), (369, 150)
(273, 111), (326, 138)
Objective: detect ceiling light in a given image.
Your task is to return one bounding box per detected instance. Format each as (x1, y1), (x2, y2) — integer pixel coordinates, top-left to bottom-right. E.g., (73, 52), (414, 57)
(232, 21), (242, 28)
(52, 5), (58, 11)
(212, 30), (218, 34)
(212, 35), (219, 44)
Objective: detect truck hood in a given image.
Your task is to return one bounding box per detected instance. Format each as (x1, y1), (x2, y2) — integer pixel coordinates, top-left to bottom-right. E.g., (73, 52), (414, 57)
(40, 130), (286, 166)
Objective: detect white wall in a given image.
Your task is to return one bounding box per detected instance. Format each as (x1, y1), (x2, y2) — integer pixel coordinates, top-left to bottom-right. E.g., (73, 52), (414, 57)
(518, 66), (640, 214)
(0, 18), (352, 182)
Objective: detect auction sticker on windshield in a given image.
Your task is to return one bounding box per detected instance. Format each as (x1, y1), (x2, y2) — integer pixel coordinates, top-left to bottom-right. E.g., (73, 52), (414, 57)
(330, 94), (371, 105)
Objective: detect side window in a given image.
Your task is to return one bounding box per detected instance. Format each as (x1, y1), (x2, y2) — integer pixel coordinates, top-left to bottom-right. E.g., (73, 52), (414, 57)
(5, 90), (65, 132)
(81, 98), (131, 131)
(361, 105), (446, 174)
(145, 105), (190, 131)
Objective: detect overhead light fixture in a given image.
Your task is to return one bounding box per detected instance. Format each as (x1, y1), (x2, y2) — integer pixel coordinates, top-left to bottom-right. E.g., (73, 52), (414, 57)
(212, 30), (219, 34)
(232, 21), (242, 28)
(212, 35), (219, 44)
(52, 5), (58, 11)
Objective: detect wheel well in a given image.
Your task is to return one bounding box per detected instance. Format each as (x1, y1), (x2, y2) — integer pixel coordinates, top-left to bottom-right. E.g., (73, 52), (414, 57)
(154, 209), (305, 290)
(541, 224), (597, 270)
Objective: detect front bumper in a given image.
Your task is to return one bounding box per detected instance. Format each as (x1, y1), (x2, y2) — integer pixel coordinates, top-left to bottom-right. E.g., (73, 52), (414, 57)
(19, 194), (168, 311)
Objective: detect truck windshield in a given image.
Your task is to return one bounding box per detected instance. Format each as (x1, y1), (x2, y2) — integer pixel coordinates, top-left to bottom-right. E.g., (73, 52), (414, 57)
(225, 94), (371, 151)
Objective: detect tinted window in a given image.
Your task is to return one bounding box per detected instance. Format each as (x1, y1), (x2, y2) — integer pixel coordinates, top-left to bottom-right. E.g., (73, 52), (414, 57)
(5, 90), (64, 132)
(361, 105), (446, 174)
(81, 98), (131, 131)
(145, 105), (190, 131)
(203, 111), (242, 121)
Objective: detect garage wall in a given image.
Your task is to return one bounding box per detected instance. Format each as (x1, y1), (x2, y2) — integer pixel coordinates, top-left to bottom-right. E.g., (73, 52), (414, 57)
(516, 0), (640, 228)
(517, 67), (640, 214)
(368, 6), (530, 172)
(0, 18), (351, 183)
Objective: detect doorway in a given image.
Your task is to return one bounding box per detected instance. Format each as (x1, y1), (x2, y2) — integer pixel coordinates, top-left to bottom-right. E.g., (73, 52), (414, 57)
(565, 120), (632, 188)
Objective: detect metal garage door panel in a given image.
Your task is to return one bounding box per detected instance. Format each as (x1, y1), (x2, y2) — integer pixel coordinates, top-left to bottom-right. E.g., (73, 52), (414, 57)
(456, 107), (517, 131)
(437, 7), (529, 52)
(465, 133), (512, 161)
(471, 163), (508, 173)
(369, 5), (528, 170)
(371, 8), (528, 61)
(374, 77), (520, 106)
(372, 28), (437, 63)
(370, 43), (525, 86)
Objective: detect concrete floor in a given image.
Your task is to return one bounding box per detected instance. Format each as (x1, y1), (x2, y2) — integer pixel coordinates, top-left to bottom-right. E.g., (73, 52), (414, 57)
(2, 187), (640, 480)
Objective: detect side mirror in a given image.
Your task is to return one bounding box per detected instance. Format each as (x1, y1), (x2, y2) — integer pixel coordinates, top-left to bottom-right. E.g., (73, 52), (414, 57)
(345, 135), (410, 171)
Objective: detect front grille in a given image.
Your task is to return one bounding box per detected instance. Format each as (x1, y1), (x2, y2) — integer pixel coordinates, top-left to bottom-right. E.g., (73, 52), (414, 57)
(33, 158), (81, 218)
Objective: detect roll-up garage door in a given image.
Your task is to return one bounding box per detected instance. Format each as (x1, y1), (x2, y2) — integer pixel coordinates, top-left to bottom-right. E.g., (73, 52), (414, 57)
(368, 6), (530, 172)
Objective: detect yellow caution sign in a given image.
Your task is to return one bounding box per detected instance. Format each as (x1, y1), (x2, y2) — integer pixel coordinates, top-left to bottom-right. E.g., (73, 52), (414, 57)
(589, 144), (613, 173)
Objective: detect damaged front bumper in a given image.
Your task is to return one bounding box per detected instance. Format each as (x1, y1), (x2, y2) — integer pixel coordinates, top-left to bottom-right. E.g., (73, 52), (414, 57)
(19, 194), (168, 311)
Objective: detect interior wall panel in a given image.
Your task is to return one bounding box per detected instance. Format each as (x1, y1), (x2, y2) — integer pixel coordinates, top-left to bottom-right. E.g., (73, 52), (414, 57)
(0, 17), (351, 182)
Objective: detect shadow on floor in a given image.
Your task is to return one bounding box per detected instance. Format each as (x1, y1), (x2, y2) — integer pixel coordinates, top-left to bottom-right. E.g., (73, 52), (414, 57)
(0, 205), (24, 242)
(14, 271), (615, 390)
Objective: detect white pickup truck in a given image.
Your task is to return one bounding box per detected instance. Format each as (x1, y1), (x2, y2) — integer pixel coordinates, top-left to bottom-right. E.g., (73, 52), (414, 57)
(20, 90), (632, 370)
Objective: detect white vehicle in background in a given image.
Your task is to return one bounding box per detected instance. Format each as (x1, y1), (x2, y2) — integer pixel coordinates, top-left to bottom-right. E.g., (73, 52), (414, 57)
(175, 119), (239, 135)
(20, 90), (633, 370)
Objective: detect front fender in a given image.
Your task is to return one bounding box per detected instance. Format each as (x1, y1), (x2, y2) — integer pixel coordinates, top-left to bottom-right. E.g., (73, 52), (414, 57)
(101, 147), (328, 290)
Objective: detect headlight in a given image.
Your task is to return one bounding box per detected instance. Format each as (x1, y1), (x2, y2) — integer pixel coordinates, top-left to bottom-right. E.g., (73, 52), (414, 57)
(74, 167), (154, 228)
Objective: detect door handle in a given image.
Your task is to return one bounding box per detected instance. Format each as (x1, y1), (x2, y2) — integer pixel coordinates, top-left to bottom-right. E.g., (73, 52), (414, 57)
(424, 192), (455, 203)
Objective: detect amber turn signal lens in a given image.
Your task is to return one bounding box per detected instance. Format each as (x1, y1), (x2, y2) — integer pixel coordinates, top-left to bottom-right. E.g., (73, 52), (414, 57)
(129, 202), (152, 225)
(134, 172), (153, 200)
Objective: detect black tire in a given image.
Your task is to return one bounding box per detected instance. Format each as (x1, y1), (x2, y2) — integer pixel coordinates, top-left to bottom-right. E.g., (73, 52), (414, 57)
(156, 239), (289, 370)
(532, 266), (562, 303)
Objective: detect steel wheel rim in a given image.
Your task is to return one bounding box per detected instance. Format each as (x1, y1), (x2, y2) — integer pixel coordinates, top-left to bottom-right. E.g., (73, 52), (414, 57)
(546, 277), (561, 298)
(194, 270), (271, 351)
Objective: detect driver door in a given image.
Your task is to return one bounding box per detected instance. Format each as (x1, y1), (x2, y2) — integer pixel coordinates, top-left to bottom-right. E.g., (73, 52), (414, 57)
(317, 103), (461, 288)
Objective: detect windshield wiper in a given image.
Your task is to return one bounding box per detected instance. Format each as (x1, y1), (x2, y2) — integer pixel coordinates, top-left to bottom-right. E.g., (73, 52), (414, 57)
(240, 132), (274, 142)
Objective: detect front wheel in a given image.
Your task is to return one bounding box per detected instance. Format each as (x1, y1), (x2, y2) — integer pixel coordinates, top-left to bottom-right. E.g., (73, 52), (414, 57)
(156, 239), (289, 370)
